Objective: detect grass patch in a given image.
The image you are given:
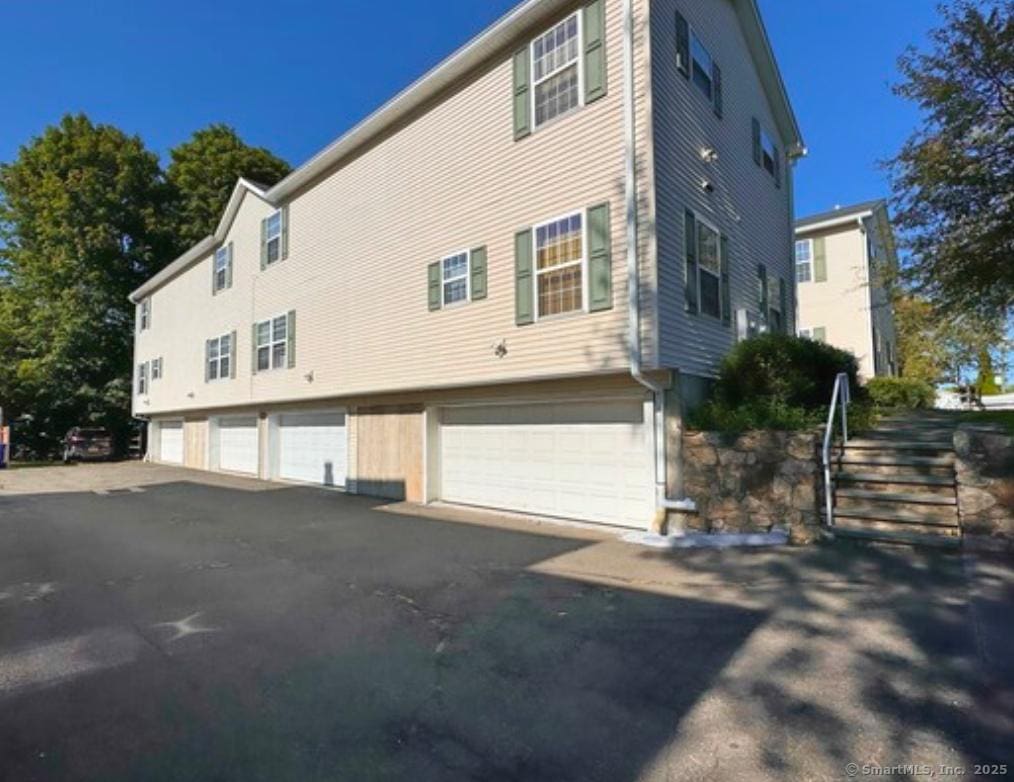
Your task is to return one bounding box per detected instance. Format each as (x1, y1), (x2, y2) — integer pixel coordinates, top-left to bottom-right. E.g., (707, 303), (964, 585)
(5, 460), (72, 470)
(957, 410), (1014, 434)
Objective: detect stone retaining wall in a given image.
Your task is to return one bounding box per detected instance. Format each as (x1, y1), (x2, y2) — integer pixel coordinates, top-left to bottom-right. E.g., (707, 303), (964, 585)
(954, 425), (1014, 549)
(675, 430), (823, 544)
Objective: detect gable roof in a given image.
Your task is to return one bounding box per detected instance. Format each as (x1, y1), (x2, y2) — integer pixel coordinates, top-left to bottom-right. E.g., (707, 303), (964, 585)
(131, 0), (802, 303)
(795, 199), (887, 233)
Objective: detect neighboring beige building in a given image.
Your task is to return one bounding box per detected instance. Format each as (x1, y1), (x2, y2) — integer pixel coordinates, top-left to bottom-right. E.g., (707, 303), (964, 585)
(130, 0), (803, 530)
(795, 200), (898, 381)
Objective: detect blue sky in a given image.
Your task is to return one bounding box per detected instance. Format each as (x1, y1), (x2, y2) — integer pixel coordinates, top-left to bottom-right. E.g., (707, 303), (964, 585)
(1, 0), (943, 219)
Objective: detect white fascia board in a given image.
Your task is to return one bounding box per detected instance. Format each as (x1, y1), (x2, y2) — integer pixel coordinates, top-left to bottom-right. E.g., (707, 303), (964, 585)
(795, 210), (874, 236)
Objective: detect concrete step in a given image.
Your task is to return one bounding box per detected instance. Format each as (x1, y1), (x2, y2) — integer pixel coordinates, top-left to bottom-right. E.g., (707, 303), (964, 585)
(844, 439), (953, 452)
(831, 504), (959, 527)
(835, 517), (961, 538)
(835, 471), (955, 487)
(833, 525), (962, 549)
(837, 453), (954, 467)
(835, 488), (957, 506)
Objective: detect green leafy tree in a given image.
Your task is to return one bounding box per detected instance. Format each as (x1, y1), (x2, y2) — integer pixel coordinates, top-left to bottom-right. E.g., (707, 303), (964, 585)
(167, 125), (291, 248)
(0, 114), (175, 454)
(894, 295), (950, 383)
(888, 1), (1014, 318)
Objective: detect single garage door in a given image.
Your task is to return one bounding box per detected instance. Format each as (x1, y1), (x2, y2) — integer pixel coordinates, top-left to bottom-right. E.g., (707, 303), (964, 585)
(439, 398), (654, 528)
(276, 411), (347, 487)
(217, 417), (259, 475)
(159, 421), (184, 465)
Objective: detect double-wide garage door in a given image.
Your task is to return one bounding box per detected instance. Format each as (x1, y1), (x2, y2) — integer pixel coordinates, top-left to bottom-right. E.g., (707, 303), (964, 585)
(159, 421), (184, 465)
(277, 411), (347, 487)
(439, 399), (654, 528)
(217, 417), (259, 475)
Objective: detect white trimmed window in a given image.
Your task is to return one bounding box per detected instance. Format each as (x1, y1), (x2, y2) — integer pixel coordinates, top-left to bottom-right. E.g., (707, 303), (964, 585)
(696, 218), (721, 319)
(207, 334), (232, 381)
(535, 212), (584, 318)
(442, 252), (470, 306)
(256, 315), (288, 371)
(795, 239), (813, 283)
(138, 299), (151, 331)
(691, 32), (713, 99)
(214, 246), (230, 292)
(532, 12), (582, 129)
(151, 357), (163, 381)
(137, 362), (149, 395)
(265, 211), (282, 265)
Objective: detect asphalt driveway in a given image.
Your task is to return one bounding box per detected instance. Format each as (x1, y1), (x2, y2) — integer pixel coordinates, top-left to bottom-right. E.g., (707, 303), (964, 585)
(0, 463), (1011, 782)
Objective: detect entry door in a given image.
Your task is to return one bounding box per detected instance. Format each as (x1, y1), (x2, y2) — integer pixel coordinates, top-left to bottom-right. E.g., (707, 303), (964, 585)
(276, 411), (347, 487)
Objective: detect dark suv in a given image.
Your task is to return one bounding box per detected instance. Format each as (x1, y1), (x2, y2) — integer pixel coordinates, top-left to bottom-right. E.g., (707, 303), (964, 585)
(62, 427), (114, 463)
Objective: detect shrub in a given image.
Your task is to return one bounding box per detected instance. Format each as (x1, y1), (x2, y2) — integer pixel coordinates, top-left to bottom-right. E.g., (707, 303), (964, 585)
(866, 376), (935, 409)
(687, 334), (864, 433)
(714, 334), (861, 410)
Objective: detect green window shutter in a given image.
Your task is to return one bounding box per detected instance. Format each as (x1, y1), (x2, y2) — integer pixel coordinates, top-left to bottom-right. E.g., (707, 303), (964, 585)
(286, 310), (296, 368)
(514, 228), (534, 325)
(204, 340), (211, 383)
(260, 218), (268, 270)
(428, 262), (442, 311)
(752, 118), (762, 166)
(813, 237), (827, 282)
(675, 10), (690, 77)
(813, 326), (826, 342)
(251, 323), (259, 374)
(513, 49), (531, 140)
(778, 278), (788, 333)
(281, 205), (290, 260)
(229, 330), (237, 378)
(720, 235), (731, 326)
(587, 202), (612, 312)
(470, 246), (487, 300)
(226, 242), (234, 289)
(712, 61), (723, 118)
(583, 0), (607, 104)
(757, 263), (768, 313)
(684, 210), (698, 314)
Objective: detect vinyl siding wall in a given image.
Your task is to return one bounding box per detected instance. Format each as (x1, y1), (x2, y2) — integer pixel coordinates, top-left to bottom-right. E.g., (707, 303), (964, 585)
(650, 0), (794, 376)
(796, 223), (878, 379)
(134, 0), (656, 417)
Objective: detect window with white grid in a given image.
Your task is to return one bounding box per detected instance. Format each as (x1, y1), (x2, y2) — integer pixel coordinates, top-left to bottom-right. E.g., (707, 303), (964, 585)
(214, 246), (230, 291)
(535, 212), (584, 318)
(532, 13), (581, 129)
(795, 239), (812, 283)
(256, 315), (287, 371)
(697, 219), (721, 319)
(207, 334), (231, 381)
(265, 211), (282, 265)
(442, 252), (469, 305)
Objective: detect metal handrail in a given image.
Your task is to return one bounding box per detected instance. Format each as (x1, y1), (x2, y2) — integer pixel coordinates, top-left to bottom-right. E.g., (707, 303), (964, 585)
(822, 372), (851, 527)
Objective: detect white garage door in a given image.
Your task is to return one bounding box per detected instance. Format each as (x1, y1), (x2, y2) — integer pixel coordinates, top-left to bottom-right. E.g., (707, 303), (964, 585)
(277, 411), (347, 487)
(159, 421), (184, 465)
(439, 399), (654, 528)
(217, 417), (259, 475)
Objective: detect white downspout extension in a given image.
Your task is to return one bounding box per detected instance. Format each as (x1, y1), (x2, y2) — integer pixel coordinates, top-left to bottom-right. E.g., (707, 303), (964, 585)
(621, 0), (694, 523)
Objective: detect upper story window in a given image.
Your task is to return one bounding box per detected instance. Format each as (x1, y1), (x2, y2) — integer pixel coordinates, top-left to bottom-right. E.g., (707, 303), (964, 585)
(206, 334), (233, 381)
(151, 357), (163, 381)
(265, 211), (282, 265)
(137, 362), (149, 395)
(532, 13), (581, 129)
(442, 252), (470, 305)
(691, 33), (713, 100)
(213, 244), (233, 293)
(760, 128), (778, 177)
(255, 314), (289, 371)
(795, 239), (813, 283)
(753, 118), (781, 186)
(536, 212), (584, 318)
(696, 218), (721, 319)
(138, 298), (151, 332)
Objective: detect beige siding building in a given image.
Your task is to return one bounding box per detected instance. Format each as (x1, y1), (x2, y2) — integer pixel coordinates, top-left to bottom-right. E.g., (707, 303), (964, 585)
(794, 200), (898, 381)
(131, 0), (803, 531)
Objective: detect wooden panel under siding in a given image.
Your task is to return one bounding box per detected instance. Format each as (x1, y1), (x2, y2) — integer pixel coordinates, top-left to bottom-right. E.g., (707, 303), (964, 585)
(183, 418), (208, 469)
(354, 406), (424, 502)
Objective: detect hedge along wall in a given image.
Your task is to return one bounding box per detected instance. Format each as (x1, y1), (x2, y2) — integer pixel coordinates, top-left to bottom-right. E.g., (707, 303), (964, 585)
(954, 424), (1014, 550)
(674, 430), (824, 544)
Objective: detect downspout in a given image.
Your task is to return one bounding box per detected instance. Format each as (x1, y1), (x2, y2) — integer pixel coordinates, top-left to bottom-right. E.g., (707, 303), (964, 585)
(621, 0), (694, 522)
